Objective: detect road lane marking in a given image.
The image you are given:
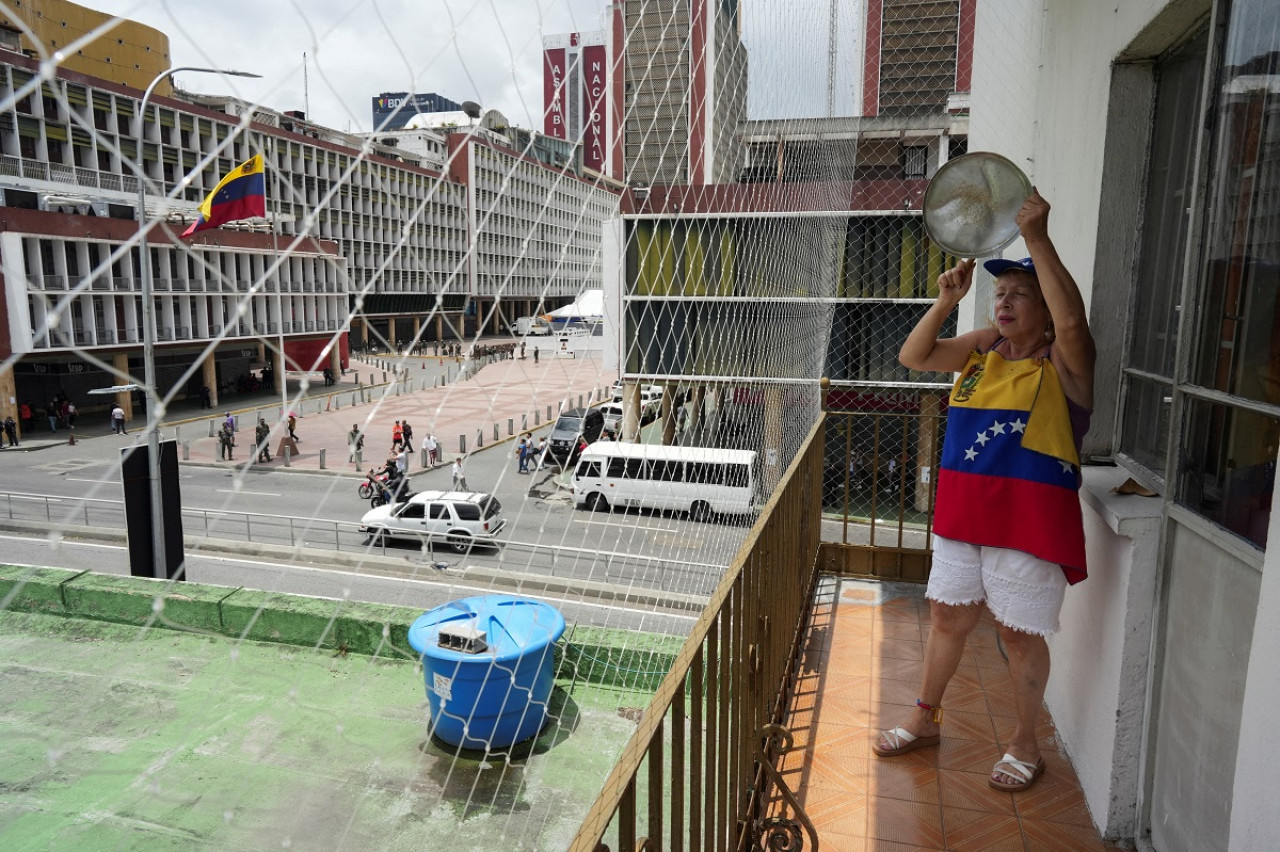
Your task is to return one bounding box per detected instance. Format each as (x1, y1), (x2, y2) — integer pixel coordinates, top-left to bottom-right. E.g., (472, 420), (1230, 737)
(214, 489), (282, 497)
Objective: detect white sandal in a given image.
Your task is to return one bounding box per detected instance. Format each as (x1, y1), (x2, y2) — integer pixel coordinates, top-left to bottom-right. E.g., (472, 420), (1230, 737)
(989, 752), (1045, 792)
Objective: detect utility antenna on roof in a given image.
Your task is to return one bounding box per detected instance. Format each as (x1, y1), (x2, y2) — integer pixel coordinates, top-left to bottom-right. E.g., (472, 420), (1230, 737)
(303, 52), (310, 119)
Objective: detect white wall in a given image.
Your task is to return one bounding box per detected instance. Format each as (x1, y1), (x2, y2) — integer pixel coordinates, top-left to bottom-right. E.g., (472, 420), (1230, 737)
(1049, 469), (1162, 838)
(1228, 479), (1280, 850)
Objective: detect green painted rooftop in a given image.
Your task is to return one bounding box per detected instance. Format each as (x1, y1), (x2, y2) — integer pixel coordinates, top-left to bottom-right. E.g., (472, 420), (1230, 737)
(0, 566), (679, 850)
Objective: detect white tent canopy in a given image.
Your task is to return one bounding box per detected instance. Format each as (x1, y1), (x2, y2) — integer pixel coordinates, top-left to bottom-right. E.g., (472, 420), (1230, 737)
(545, 289), (603, 320)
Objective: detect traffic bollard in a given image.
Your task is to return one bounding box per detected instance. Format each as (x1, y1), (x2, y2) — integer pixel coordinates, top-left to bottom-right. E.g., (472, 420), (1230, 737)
(420, 449), (428, 468)
(319, 449), (326, 470)
(283, 447), (291, 467)
(209, 421), (215, 438)
(477, 428), (484, 448)
(355, 449), (363, 468)
(508, 418), (514, 436)
(182, 441), (190, 461)
(493, 423), (499, 441)
(459, 435), (467, 454)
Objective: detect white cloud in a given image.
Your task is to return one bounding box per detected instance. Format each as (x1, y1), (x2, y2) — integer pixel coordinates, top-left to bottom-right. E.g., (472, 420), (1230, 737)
(79, 0), (608, 132)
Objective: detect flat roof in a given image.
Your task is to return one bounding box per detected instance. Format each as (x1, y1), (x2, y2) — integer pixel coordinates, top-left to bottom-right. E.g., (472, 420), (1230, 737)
(0, 567), (678, 849)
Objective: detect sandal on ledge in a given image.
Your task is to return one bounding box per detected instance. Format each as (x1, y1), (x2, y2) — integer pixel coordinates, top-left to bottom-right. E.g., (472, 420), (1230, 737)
(989, 752), (1045, 792)
(873, 727), (940, 757)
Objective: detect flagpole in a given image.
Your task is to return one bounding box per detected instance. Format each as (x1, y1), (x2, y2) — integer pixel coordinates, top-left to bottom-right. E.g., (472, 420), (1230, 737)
(136, 65), (258, 580)
(268, 137), (286, 418)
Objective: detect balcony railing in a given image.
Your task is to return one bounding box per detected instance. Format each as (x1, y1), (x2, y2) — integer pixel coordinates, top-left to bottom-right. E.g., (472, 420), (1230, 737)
(817, 393), (942, 582)
(0, 154), (139, 195)
(569, 419), (824, 852)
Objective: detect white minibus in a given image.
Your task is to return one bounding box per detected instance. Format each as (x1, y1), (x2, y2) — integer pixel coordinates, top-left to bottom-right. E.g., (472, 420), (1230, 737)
(572, 443), (757, 521)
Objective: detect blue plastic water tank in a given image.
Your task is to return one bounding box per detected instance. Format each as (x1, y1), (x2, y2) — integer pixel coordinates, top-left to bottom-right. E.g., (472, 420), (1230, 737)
(408, 595), (566, 749)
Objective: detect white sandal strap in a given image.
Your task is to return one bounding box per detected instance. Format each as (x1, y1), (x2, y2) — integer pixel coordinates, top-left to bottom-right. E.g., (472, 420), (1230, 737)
(883, 726), (918, 749)
(993, 752), (1038, 781)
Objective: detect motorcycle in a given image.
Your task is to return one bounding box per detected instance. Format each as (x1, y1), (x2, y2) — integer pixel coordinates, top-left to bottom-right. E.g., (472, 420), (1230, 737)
(369, 475), (413, 508)
(359, 468), (390, 500)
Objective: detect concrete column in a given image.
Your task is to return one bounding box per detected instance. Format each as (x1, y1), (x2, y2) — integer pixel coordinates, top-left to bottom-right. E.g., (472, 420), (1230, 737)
(329, 344), (342, 378)
(690, 385), (706, 436)
(0, 362), (15, 431)
(622, 383), (642, 442)
(202, 357), (219, 410)
(413, 316), (421, 346)
(763, 386), (784, 495)
(435, 314), (444, 345)
(113, 352), (133, 420)
(361, 319), (369, 348)
(387, 317), (397, 352)
(274, 345), (287, 394)
(915, 392), (941, 512)
(660, 387), (675, 445)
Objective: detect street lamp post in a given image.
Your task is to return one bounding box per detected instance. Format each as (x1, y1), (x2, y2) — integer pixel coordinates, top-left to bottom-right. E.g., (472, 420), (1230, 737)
(136, 66), (259, 579)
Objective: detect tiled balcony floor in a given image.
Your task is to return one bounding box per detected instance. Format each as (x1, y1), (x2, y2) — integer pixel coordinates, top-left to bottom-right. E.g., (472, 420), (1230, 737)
(769, 577), (1126, 852)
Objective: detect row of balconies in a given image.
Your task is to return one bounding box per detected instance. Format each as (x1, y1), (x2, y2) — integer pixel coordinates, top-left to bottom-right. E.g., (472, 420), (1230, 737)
(31, 318), (346, 350)
(26, 274), (345, 295)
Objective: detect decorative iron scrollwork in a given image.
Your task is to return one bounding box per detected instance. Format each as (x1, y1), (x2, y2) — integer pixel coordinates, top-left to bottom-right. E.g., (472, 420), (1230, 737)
(750, 724), (818, 852)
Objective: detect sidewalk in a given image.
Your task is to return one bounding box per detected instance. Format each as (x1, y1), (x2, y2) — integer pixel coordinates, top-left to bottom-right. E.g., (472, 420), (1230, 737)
(176, 352), (614, 474)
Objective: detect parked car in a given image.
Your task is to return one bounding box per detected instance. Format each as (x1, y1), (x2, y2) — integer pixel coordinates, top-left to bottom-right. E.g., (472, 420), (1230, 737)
(600, 402), (625, 435)
(359, 490), (505, 552)
(546, 407), (606, 463)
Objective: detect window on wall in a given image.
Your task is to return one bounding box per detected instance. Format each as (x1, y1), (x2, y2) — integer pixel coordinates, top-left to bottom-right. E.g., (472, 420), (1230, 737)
(1120, 0), (1279, 550)
(1176, 0), (1279, 549)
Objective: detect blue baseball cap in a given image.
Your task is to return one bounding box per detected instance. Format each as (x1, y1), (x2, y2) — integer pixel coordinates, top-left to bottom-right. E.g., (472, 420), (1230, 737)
(984, 257), (1036, 277)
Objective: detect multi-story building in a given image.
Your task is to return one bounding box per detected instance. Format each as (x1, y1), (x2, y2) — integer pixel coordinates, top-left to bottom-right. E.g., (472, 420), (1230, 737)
(370, 92), (462, 132)
(544, 0), (749, 187)
(0, 0), (171, 96)
(0, 19), (619, 427)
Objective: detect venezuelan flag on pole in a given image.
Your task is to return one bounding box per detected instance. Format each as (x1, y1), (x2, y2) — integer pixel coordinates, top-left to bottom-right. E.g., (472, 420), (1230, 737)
(933, 350), (1088, 583)
(181, 154), (265, 237)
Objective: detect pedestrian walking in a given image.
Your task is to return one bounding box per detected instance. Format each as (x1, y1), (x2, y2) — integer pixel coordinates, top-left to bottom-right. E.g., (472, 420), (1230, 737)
(391, 420), (403, 452)
(287, 411), (299, 441)
(199, 384), (212, 408)
(18, 403), (32, 433)
(536, 436), (548, 469)
(255, 418), (272, 463)
(395, 446), (409, 477)
(425, 434), (439, 467)
(65, 401), (77, 429)
(401, 420), (414, 453)
(516, 434), (532, 473)
(223, 411), (235, 433)
(46, 400), (58, 432)
(3, 416), (18, 447)
(451, 457), (468, 491)
(348, 424), (365, 462)
(111, 405), (126, 434)
(218, 424), (235, 460)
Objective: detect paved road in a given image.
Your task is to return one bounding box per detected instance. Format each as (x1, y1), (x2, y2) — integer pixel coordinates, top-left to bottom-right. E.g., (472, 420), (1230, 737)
(0, 344), (753, 610)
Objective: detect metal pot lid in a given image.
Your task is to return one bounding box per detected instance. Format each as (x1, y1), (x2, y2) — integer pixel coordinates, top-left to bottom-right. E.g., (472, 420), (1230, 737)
(922, 152), (1032, 258)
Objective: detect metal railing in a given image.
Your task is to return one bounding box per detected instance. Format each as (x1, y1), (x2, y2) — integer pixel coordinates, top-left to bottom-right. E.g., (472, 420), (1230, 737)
(0, 154), (139, 195)
(0, 492), (727, 599)
(568, 418), (824, 852)
(817, 392), (942, 583)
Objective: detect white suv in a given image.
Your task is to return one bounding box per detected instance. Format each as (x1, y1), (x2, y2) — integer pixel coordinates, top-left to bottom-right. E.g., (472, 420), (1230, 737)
(360, 491), (505, 552)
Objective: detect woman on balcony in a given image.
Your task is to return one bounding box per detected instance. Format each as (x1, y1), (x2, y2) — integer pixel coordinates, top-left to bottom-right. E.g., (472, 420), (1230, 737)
(875, 191), (1095, 794)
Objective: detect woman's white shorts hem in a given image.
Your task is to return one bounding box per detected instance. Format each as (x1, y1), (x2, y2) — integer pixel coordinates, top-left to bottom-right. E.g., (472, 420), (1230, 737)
(927, 534), (1067, 635)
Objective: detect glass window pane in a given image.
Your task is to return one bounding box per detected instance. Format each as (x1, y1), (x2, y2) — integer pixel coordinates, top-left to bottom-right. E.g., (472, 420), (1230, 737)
(1178, 396), (1277, 548)
(1190, 0), (1280, 404)
(1129, 30), (1207, 378)
(1119, 374), (1174, 476)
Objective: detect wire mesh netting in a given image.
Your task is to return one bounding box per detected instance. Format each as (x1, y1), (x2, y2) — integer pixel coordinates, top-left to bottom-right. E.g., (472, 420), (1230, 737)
(0, 0), (996, 848)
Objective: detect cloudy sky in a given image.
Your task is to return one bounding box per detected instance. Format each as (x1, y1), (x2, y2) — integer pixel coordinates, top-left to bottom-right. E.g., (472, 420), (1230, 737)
(76, 0), (859, 131)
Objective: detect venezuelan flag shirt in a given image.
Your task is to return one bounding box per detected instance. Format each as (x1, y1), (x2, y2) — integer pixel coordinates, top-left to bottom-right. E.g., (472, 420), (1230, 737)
(934, 347), (1088, 584)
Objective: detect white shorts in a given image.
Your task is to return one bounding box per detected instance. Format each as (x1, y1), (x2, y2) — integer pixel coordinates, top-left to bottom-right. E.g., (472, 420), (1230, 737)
(927, 535), (1068, 636)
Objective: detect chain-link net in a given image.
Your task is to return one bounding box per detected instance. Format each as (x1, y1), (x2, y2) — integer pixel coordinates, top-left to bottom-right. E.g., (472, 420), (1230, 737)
(0, 0), (1012, 847)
